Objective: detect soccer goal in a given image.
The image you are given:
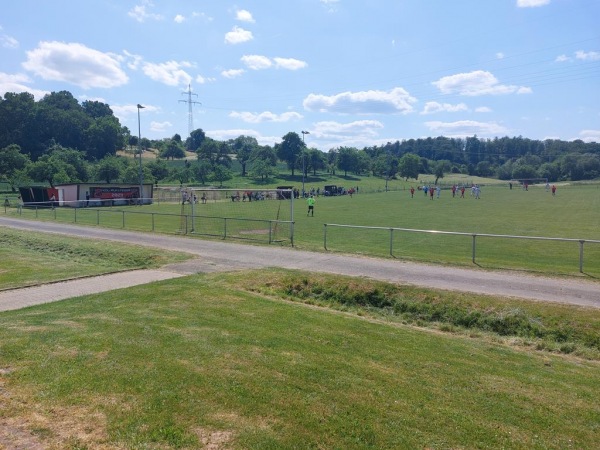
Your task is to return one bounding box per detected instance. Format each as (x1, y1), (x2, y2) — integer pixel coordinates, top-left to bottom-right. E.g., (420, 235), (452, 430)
(168, 188), (295, 245)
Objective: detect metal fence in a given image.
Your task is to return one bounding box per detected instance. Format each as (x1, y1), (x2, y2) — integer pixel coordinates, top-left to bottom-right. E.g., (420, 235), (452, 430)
(3, 203), (294, 245)
(323, 223), (600, 273)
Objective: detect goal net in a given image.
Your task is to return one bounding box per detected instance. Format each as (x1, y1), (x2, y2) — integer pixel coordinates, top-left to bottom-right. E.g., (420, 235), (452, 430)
(155, 187), (295, 244)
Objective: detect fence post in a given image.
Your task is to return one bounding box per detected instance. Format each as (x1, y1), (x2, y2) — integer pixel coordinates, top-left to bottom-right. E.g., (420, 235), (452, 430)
(269, 221), (273, 244)
(74, 208), (77, 223)
(122, 211), (125, 229)
(579, 240), (585, 273)
(472, 234), (477, 264)
(223, 217), (227, 239)
(389, 228), (393, 256)
(96, 210), (99, 225)
(152, 213), (155, 232)
(324, 224), (328, 250)
(35, 206), (38, 218)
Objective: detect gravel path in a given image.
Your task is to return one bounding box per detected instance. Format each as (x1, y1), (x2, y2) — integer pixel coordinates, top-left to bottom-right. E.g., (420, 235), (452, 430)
(1, 217), (598, 311)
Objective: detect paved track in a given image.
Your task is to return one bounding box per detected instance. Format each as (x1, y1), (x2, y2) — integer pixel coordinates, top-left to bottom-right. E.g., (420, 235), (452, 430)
(0, 217), (598, 312)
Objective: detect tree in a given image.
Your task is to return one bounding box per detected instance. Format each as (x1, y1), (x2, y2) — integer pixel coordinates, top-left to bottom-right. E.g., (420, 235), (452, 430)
(336, 147), (359, 176)
(398, 153), (420, 180)
(276, 132), (303, 176)
(233, 135), (259, 176)
(433, 160), (451, 185)
(0, 144), (30, 191)
(96, 155), (123, 183)
(49, 145), (89, 182)
(160, 140), (186, 160)
(211, 165), (233, 187)
(146, 159), (169, 183)
(307, 148), (327, 175)
(84, 116), (124, 160)
(191, 159), (213, 185)
(250, 159), (277, 181)
(186, 128), (206, 151)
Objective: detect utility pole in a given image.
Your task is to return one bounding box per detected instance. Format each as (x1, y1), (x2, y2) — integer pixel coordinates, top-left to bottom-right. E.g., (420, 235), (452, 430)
(179, 84), (201, 137)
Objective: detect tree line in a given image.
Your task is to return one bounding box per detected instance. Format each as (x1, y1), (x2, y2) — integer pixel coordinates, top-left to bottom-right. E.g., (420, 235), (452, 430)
(1, 90), (599, 191)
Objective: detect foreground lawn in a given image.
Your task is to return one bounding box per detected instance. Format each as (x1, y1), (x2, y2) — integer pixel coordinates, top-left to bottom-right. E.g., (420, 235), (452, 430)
(0, 227), (191, 289)
(0, 269), (598, 449)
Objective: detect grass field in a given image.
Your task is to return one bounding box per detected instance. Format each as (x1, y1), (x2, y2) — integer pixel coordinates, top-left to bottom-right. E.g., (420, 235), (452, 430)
(0, 269), (598, 448)
(0, 228), (191, 290)
(5, 182), (600, 277)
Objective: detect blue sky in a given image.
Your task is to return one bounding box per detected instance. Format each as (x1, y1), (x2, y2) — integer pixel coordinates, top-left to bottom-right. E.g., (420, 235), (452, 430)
(1, 0), (599, 150)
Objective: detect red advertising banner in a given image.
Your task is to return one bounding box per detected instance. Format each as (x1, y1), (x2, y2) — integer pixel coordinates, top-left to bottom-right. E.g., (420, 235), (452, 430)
(91, 186), (139, 199)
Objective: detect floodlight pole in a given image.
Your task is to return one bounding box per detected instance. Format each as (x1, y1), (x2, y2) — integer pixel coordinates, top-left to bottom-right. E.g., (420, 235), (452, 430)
(301, 130), (310, 196)
(137, 104), (145, 204)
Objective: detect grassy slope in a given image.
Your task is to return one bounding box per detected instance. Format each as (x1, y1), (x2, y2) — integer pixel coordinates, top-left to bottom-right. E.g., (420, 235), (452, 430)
(0, 227), (191, 289)
(0, 270), (598, 449)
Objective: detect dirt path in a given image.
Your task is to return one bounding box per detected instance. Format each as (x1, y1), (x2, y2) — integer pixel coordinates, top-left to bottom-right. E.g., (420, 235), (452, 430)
(0, 217), (598, 311)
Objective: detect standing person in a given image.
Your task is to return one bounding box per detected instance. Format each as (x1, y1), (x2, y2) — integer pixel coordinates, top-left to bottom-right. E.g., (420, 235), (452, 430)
(17, 195), (23, 213)
(410, 186), (415, 198)
(551, 185), (556, 196)
(460, 186), (465, 198)
(307, 195), (315, 216)
(86, 192), (90, 207)
(436, 185), (441, 198)
(429, 187), (435, 200)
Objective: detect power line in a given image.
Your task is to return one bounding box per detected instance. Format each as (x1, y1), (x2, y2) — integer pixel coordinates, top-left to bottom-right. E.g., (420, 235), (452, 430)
(179, 84), (202, 137)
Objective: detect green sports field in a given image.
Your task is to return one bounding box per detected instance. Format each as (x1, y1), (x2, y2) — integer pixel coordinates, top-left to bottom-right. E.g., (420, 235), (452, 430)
(4, 182), (600, 276)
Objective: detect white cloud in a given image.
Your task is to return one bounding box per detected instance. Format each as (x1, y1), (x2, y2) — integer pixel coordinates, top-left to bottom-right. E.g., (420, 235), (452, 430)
(424, 120), (508, 137)
(22, 41), (128, 89)
(313, 120), (384, 138)
(517, 0), (550, 7)
(196, 74), (215, 84)
(1, 34), (18, 49)
(496, 52), (504, 59)
(241, 55), (307, 71)
(225, 26), (253, 45)
(432, 70), (531, 96)
(241, 55), (272, 70)
(229, 111), (303, 123)
(191, 12), (213, 22)
(236, 9), (255, 23)
(0, 72), (48, 99)
(207, 128), (279, 147)
(128, 1), (163, 22)
(174, 14), (185, 23)
(475, 106), (492, 113)
(273, 57), (307, 70)
(421, 102), (468, 115)
(141, 60), (193, 86)
(221, 68), (245, 79)
(320, 0), (341, 12)
(578, 129), (600, 143)
(304, 88), (417, 114)
(575, 50), (600, 61)
(150, 121), (172, 133)
(555, 54), (570, 62)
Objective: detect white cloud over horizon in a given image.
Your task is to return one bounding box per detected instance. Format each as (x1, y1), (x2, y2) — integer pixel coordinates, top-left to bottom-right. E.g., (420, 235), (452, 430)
(424, 120), (509, 137)
(433, 70), (531, 96)
(304, 88), (417, 114)
(229, 110), (303, 123)
(22, 41), (128, 89)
